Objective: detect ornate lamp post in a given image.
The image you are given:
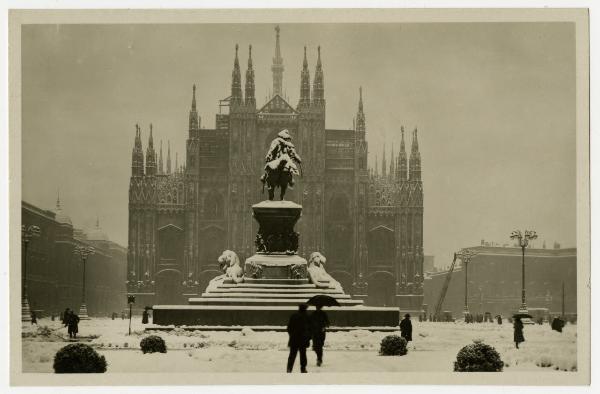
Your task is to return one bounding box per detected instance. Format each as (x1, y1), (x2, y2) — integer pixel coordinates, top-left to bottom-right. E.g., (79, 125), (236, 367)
(510, 229), (538, 314)
(22, 225), (41, 322)
(456, 248), (477, 320)
(73, 245), (95, 320)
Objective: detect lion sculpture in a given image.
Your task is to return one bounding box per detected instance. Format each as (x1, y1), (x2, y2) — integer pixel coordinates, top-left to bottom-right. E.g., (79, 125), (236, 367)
(307, 252), (340, 290)
(217, 250), (244, 284)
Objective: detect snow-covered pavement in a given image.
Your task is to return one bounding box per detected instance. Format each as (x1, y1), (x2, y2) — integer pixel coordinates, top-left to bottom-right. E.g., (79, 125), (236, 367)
(21, 318), (577, 373)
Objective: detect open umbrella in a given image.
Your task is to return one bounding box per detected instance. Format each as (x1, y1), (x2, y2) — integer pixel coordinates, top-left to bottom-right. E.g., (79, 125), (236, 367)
(306, 295), (340, 308)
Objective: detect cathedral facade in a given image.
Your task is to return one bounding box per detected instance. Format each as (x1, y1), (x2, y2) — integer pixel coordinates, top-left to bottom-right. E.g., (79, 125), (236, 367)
(127, 27), (424, 310)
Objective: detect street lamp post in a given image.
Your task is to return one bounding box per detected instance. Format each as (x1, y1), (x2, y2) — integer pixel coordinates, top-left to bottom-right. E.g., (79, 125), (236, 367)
(22, 225), (41, 322)
(510, 229), (538, 314)
(456, 248), (477, 321)
(73, 245), (95, 320)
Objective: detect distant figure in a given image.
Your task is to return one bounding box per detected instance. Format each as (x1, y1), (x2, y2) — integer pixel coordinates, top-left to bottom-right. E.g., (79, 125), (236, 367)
(310, 305), (330, 367)
(429, 314), (433, 322)
(111, 312), (116, 320)
(496, 315), (503, 325)
(400, 314), (413, 342)
(30, 311), (37, 325)
(551, 316), (565, 333)
(142, 309), (149, 324)
(286, 303), (311, 373)
(513, 317), (525, 349)
(51, 313), (55, 321)
(62, 308), (71, 326)
(67, 313), (80, 339)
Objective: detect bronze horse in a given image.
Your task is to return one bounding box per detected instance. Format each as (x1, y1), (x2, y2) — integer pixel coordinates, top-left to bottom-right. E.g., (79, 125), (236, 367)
(261, 157), (294, 201)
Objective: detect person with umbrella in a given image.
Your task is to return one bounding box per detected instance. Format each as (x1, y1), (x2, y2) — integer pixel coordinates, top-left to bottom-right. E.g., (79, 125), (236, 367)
(286, 303), (311, 373)
(400, 313), (413, 342)
(310, 305), (330, 367)
(513, 316), (525, 349)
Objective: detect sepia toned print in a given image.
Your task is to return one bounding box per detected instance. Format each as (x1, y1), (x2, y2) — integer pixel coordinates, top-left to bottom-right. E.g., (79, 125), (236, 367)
(10, 8), (589, 386)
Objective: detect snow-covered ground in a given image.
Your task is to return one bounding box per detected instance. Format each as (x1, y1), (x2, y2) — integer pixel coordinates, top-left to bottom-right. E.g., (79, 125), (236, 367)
(21, 318), (577, 373)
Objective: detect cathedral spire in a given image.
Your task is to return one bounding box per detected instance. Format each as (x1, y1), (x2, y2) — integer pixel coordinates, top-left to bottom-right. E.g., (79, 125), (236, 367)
(390, 145), (395, 180)
(131, 124), (144, 176)
(231, 44), (242, 105)
(382, 143), (387, 178)
(374, 154), (378, 177)
(145, 124), (157, 175)
(189, 84), (199, 132)
(166, 140), (171, 174)
(271, 25), (284, 97)
(409, 127), (421, 181)
(297, 46), (311, 110)
(398, 126), (408, 182)
(356, 87), (366, 138)
(312, 46), (325, 107)
(159, 140), (164, 174)
(245, 44), (256, 108)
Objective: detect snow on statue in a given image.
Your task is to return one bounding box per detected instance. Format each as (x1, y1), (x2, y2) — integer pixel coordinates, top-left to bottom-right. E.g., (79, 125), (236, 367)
(217, 250), (244, 284)
(260, 129), (302, 201)
(307, 252), (342, 290)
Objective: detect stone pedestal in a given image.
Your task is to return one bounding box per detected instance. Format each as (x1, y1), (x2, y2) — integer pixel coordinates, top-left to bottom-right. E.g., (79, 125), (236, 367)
(78, 303), (90, 320)
(253, 200), (301, 254)
(21, 297), (32, 322)
(245, 200), (307, 280)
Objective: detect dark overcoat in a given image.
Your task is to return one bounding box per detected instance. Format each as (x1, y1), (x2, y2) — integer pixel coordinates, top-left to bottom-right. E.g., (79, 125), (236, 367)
(513, 319), (525, 343)
(287, 311), (311, 348)
(310, 310), (330, 347)
(400, 318), (413, 342)
(68, 314), (80, 334)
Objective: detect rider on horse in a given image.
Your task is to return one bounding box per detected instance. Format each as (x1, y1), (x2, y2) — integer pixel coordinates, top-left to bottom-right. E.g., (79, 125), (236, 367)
(260, 129), (302, 200)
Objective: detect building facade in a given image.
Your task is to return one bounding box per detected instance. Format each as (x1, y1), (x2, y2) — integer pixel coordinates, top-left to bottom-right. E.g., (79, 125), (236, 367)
(22, 200), (127, 317)
(423, 243), (577, 319)
(127, 26), (425, 309)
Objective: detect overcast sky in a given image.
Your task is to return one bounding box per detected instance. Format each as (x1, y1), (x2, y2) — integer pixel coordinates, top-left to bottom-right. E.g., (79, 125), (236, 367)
(21, 23), (576, 266)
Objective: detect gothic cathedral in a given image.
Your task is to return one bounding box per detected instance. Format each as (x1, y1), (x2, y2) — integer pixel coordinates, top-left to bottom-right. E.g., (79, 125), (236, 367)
(127, 26), (424, 311)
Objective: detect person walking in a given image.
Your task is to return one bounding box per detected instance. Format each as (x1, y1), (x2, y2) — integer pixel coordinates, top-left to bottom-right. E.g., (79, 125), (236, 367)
(310, 305), (330, 367)
(286, 303), (311, 373)
(551, 316), (565, 333)
(62, 308), (71, 326)
(496, 315), (503, 325)
(513, 317), (525, 349)
(68, 312), (80, 339)
(142, 308), (149, 324)
(400, 313), (413, 342)
(30, 311), (37, 325)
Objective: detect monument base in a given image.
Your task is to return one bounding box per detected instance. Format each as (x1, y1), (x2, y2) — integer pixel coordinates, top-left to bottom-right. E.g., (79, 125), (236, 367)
(152, 305), (399, 327)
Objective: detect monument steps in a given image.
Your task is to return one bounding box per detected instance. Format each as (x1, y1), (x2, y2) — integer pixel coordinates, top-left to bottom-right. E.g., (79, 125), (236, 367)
(199, 292), (352, 299)
(188, 297), (364, 307)
(218, 283), (316, 289)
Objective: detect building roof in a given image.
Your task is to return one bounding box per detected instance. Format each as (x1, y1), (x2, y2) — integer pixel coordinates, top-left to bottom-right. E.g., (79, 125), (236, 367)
(53, 196), (72, 226)
(87, 217), (108, 241)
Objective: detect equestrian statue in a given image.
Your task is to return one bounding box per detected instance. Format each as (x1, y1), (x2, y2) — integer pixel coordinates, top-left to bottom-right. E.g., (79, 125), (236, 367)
(260, 129), (303, 200)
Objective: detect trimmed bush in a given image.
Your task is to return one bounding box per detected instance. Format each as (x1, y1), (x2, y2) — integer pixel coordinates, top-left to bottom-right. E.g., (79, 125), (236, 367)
(140, 335), (167, 354)
(453, 341), (504, 372)
(53, 343), (107, 373)
(379, 335), (408, 356)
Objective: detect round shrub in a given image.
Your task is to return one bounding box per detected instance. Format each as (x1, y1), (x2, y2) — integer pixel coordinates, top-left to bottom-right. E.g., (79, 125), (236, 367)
(53, 343), (107, 373)
(453, 341), (503, 372)
(379, 335), (408, 356)
(140, 335), (167, 354)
